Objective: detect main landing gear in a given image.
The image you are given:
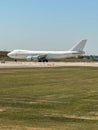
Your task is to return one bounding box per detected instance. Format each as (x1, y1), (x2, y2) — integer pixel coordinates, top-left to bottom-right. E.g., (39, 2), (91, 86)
(38, 59), (48, 62)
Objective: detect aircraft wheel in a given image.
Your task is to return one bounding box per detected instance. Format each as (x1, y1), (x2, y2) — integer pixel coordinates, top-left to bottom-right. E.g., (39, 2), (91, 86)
(45, 59), (48, 62)
(43, 59), (48, 62)
(43, 59), (46, 62)
(15, 59), (17, 62)
(38, 59), (42, 62)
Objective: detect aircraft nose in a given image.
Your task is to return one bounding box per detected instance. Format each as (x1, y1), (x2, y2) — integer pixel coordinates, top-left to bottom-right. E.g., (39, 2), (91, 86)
(7, 52), (12, 57)
(7, 52), (10, 57)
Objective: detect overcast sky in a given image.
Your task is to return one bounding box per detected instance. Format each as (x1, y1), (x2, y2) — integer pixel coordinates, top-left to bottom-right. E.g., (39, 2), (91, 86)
(0, 0), (98, 55)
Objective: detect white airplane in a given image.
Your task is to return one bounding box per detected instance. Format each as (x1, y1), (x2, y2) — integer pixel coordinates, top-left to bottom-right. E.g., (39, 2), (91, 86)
(7, 39), (87, 62)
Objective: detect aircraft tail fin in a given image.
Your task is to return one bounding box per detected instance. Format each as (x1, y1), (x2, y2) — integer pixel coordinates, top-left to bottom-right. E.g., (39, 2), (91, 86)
(70, 39), (87, 52)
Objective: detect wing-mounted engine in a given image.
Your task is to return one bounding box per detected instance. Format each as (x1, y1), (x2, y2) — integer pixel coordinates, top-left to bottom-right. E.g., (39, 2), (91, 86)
(26, 55), (40, 61)
(26, 56), (34, 61)
(26, 54), (48, 62)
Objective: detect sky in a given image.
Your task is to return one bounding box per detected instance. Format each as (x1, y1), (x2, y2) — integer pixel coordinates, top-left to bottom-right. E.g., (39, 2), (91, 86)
(0, 0), (98, 55)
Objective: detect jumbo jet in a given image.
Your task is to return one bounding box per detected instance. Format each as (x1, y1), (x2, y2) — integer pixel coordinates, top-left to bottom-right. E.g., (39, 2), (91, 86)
(7, 39), (87, 62)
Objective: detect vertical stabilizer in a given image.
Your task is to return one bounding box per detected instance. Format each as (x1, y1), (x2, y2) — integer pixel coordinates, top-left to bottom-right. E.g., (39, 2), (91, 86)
(70, 40), (87, 52)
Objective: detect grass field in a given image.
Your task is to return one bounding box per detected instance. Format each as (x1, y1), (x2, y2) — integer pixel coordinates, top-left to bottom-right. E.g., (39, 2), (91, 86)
(0, 67), (98, 130)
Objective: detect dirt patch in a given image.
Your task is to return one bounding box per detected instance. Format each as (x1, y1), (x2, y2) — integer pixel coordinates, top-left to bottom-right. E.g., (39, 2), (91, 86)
(0, 109), (5, 112)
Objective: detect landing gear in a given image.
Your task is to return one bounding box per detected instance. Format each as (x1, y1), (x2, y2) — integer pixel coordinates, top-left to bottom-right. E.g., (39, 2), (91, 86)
(38, 59), (48, 62)
(15, 59), (17, 62)
(43, 59), (48, 62)
(45, 59), (48, 62)
(38, 59), (42, 62)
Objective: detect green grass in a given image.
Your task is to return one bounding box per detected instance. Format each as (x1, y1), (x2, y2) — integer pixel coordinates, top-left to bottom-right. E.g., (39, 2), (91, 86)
(0, 67), (98, 129)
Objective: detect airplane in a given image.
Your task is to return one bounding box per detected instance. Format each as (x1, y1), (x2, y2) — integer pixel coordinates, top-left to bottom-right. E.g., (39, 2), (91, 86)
(7, 39), (87, 62)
